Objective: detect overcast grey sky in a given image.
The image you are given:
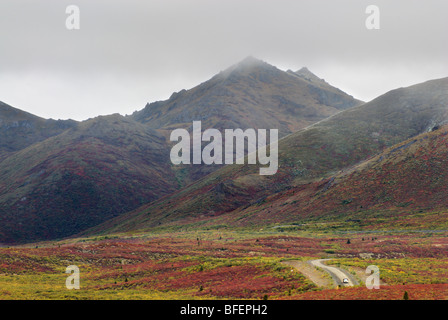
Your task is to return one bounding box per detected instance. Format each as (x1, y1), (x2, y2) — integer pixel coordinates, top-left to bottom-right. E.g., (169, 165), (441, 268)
(0, 0), (447, 121)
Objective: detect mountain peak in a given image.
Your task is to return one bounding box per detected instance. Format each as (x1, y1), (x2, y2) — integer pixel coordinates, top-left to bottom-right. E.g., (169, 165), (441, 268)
(220, 56), (276, 77)
(237, 56), (267, 67)
(132, 57), (362, 133)
(292, 67), (325, 83)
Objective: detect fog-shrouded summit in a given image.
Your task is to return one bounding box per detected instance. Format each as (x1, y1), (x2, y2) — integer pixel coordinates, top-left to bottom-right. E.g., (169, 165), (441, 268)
(131, 56), (363, 182)
(0, 0), (446, 121)
(131, 57), (363, 137)
(220, 55), (272, 74)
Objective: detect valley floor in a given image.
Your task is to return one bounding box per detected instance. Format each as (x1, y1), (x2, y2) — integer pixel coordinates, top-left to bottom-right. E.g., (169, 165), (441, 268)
(0, 229), (447, 300)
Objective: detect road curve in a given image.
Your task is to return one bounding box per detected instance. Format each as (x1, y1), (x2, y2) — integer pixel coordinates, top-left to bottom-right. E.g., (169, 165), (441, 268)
(309, 259), (359, 287)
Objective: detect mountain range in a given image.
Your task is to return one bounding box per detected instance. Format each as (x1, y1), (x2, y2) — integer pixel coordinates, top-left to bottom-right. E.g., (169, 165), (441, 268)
(0, 57), (364, 243)
(85, 77), (448, 236)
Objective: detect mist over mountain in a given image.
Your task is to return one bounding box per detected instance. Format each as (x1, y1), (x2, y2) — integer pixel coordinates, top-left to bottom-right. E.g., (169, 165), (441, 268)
(0, 57), (363, 243)
(130, 56), (363, 184)
(131, 57), (362, 136)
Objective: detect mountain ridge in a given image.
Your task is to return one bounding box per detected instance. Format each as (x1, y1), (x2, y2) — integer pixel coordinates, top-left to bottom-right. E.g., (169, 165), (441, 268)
(0, 57), (363, 243)
(217, 122), (448, 230)
(130, 56), (363, 184)
(83, 76), (448, 236)
(131, 57), (363, 135)
(0, 101), (77, 160)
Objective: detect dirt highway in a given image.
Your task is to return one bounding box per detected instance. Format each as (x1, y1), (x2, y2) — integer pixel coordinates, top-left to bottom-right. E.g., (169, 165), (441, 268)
(310, 259), (359, 287)
(283, 259), (359, 288)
